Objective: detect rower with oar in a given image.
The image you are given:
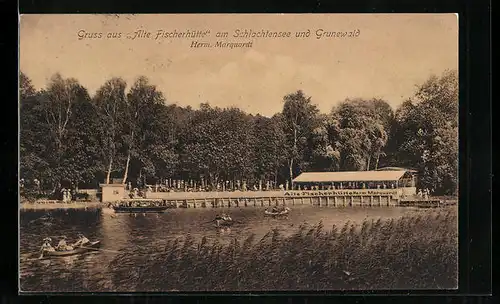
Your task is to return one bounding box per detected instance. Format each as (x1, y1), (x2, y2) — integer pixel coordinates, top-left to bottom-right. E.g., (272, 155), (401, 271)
(72, 233), (90, 248)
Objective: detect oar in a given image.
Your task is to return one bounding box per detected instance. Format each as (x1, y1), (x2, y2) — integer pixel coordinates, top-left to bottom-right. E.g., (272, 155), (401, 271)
(79, 246), (121, 254)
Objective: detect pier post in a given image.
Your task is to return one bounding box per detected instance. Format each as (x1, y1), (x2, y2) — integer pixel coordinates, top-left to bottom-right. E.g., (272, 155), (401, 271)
(301, 198), (304, 205)
(379, 196), (382, 206)
(350, 196), (353, 206)
(333, 196), (337, 206)
(360, 196), (364, 206)
(370, 196), (373, 206)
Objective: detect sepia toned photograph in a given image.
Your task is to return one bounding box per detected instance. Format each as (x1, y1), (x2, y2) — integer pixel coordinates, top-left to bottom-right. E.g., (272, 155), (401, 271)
(19, 13), (458, 292)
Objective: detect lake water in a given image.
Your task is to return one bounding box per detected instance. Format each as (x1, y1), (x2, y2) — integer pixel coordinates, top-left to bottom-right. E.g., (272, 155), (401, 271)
(19, 205), (429, 292)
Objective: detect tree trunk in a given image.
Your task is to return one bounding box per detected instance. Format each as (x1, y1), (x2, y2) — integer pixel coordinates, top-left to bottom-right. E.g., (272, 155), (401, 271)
(122, 151), (131, 184)
(106, 156), (113, 184)
(366, 156), (371, 171)
(123, 130), (134, 184)
(289, 158), (294, 189)
(274, 170), (278, 190)
(375, 151), (381, 170)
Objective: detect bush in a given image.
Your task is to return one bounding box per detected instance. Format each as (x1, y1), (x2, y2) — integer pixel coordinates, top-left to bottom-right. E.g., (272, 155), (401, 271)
(108, 208), (458, 291)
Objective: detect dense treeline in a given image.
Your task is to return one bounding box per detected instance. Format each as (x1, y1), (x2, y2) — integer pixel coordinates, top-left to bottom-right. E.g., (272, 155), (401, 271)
(19, 70), (458, 195)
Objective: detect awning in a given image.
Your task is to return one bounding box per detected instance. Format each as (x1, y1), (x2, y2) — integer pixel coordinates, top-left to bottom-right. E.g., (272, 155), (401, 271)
(293, 170), (408, 183)
(376, 167), (418, 172)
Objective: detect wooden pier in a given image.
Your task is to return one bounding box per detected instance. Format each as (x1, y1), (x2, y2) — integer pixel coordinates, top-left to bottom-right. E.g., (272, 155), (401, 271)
(135, 194), (402, 208)
(107, 189), (452, 209)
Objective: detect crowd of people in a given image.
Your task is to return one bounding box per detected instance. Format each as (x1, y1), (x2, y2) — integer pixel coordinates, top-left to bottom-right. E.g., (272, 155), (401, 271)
(126, 179), (289, 193)
(128, 180), (408, 193)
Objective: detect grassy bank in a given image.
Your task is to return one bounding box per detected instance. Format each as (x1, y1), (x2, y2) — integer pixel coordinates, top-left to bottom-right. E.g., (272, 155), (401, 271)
(107, 208), (457, 291)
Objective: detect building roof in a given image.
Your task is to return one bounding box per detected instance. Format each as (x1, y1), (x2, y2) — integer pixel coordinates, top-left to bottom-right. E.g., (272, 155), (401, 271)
(293, 170), (408, 183)
(376, 167), (417, 172)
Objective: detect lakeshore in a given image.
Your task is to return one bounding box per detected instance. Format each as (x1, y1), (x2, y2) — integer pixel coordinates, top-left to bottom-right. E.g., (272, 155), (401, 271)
(20, 201), (101, 210)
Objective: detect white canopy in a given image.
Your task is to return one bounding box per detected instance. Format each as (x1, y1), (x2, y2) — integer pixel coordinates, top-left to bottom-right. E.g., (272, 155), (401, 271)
(293, 170), (408, 183)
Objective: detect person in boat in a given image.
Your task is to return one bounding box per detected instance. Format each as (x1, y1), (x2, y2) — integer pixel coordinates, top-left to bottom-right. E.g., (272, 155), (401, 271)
(40, 237), (55, 255)
(56, 236), (74, 251)
(214, 213), (232, 226)
(72, 233), (90, 248)
(271, 206), (280, 213)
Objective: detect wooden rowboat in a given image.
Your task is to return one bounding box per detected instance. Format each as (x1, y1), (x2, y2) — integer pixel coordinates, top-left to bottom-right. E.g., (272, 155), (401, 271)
(214, 218), (233, 227)
(264, 209), (290, 217)
(42, 241), (101, 257)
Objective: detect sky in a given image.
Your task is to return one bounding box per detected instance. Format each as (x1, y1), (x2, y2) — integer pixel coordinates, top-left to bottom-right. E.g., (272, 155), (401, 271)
(20, 14), (458, 117)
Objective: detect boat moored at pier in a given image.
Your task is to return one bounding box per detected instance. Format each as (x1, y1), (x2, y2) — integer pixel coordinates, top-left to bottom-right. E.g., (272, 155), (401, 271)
(108, 199), (173, 213)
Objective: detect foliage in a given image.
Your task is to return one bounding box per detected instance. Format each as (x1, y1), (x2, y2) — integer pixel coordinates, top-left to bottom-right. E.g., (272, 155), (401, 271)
(19, 70), (458, 195)
(107, 208), (458, 291)
(391, 70), (458, 194)
(330, 98), (392, 171)
(281, 90), (321, 184)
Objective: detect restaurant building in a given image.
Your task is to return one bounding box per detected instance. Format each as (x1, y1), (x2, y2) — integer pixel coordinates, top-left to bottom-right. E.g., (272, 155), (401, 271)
(289, 169), (417, 206)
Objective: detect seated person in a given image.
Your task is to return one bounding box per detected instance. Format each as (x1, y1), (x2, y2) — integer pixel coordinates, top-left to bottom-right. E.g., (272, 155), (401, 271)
(56, 236), (74, 251)
(73, 233), (90, 247)
(40, 237), (55, 253)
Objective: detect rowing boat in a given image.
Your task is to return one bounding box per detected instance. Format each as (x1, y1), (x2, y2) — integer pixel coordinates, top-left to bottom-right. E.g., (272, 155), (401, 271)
(42, 241), (101, 257)
(264, 209), (290, 217)
(215, 219), (233, 227)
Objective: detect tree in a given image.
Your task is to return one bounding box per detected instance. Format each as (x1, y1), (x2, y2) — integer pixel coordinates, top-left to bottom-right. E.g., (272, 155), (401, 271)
(281, 90), (320, 187)
(309, 114), (341, 172)
(20, 71), (36, 99)
(393, 69), (458, 194)
(331, 98), (392, 171)
(93, 77), (128, 184)
(180, 104), (255, 187)
(125, 76), (179, 185)
(35, 74), (92, 191)
(252, 114), (287, 185)
(19, 72), (49, 190)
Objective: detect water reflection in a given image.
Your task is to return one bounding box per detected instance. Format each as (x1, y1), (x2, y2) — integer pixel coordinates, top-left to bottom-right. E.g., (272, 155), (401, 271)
(20, 205), (428, 292)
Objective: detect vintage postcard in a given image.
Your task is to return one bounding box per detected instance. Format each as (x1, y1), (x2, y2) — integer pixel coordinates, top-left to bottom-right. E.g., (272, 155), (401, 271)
(19, 13), (459, 292)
